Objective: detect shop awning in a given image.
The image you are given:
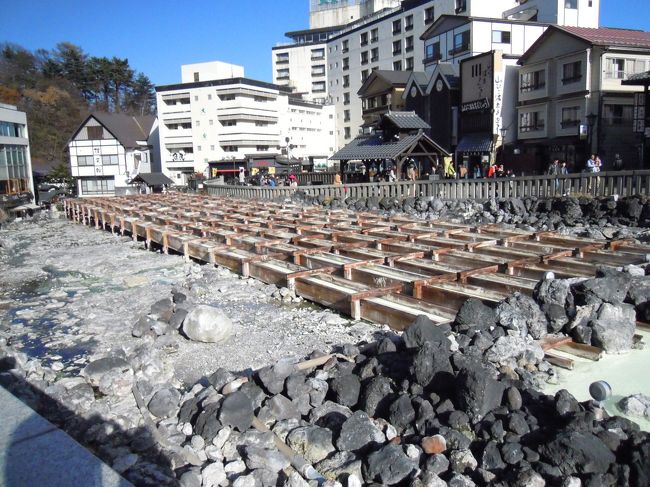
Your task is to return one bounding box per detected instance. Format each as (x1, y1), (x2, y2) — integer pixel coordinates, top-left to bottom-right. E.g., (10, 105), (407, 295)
(456, 133), (494, 153)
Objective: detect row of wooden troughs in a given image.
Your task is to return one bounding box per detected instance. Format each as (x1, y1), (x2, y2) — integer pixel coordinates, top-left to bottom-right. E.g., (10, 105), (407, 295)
(64, 194), (650, 369)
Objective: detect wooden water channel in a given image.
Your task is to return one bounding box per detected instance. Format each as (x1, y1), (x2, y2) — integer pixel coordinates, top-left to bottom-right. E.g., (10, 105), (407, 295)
(65, 194), (650, 369)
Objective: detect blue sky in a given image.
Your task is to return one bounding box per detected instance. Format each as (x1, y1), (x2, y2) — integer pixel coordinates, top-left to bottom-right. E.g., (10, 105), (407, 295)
(2, 0), (649, 86)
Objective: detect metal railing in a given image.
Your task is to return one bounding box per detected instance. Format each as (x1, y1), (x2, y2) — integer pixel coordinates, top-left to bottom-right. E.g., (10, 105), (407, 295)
(205, 170), (650, 201)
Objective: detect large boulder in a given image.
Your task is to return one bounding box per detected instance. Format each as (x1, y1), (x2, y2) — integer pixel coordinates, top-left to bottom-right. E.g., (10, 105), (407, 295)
(590, 302), (636, 353)
(455, 299), (496, 331)
(182, 305), (233, 343)
(403, 315), (451, 350)
(454, 360), (505, 422)
(571, 275), (631, 306)
(538, 430), (616, 476)
(82, 356), (134, 397)
(534, 278), (573, 332)
(496, 293), (548, 339)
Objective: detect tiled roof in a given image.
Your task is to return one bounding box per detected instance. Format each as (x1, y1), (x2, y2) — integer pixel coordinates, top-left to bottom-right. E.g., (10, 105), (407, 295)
(384, 111), (430, 130)
(557, 26), (650, 48)
(91, 112), (155, 149)
(331, 131), (449, 161)
(130, 172), (175, 186)
(456, 133), (494, 153)
(623, 70), (650, 84)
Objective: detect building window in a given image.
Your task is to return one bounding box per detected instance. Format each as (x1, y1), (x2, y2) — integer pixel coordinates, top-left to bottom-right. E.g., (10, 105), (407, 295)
(209, 119), (214, 125)
(561, 106), (580, 128)
(371, 28), (379, 43)
(342, 40), (349, 53)
(344, 109), (350, 122)
(492, 30), (511, 44)
(210, 145), (215, 151)
(406, 57), (414, 70)
(343, 92), (350, 105)
(455, 0), (467, 13)
(424, 6), (435, 24)
(255, 121), (269, 127)
(207, 94), (212, 100)
(343, 75), (350, 88)
(312, 65), (326, 76)
(219, 94), (235, 101)
(565, 0), (577, 8)
(222, 146), (238, 152)
(405, 36), (414, 52)
(393, 60), (402, 71)
(0, 121), (23, 137)
(194, 95), (199, 101)
(361, 69), (369, 82)
(425, 42), (441, 62)
(77, 155), (94, 166)
(276, 52), (289, 64)
(257, 145), (269, 151)
(606, 58), (646, 80)
(450, 31), (470, 56)
(311, 48), (325, 60)
(360, 32), (368, 46)
(405, 15), (413, 31)
(87, 126), (103, 139)
(371, 47), (379, 63)
(223, 120), (236, 126)
(519, 112), (544, 132)
(471, 64), (482, 77)
(392, 40), (401, 55)
(343, 57), (349, 70)
(520, 69), (546, 92)
(193, 72), (199, 82)
(80, 178), (114, 195)
(603, 104), (633, 125)
(197, 145), (201, 151)
(392, 19), (401, 35)
(361, 51), (369, 65)
(344, 127), (351, 139)
(312, 81), (326, 93)
(562, 61), (582, 84)
(101, 154), (118, 165)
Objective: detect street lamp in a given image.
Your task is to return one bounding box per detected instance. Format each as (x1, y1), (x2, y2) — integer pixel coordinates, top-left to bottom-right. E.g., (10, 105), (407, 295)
(499, 127), (508, 164)
(586, 113), (597, 155)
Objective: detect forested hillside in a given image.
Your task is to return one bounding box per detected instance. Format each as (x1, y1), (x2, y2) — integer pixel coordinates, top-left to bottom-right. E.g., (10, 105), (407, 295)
(0, 42), (156, 174)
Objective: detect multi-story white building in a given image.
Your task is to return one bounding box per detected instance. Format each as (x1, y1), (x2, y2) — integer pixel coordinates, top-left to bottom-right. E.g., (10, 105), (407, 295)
(156, 61), (336, 182)
(503, 0), (600, 27)
(517, 25), (650, 172)
(0, 103), (34, 209)
(68, 112), (159, 197)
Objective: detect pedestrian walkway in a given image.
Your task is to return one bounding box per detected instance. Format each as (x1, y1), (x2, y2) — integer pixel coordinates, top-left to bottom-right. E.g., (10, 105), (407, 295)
(0, 386), (133, 487)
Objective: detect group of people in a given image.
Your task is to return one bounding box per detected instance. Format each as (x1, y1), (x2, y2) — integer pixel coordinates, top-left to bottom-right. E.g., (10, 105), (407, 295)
(547, 159), (570, 176)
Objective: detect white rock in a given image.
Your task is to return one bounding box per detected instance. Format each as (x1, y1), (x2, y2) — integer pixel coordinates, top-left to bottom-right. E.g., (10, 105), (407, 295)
(224, 459), (246, 475)
(182, 305), (233, 343)
(202, 461), (227, 487)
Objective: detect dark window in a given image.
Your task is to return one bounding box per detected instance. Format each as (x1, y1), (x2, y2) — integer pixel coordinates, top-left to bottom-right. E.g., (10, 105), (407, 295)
(562, 61), (582, 84)
(520, 69), (546, 92)
(87, 126), (103, 140)
(406, 57), (414, 70)
(450, 31), (470, 56)
(561, 106), (580, 128)
(405, 36), (414, 52)
(603, 104), (633, 125)
(424, 6), (435, 24)
(393, 60), (402, 71)
(360, 32), (368, 46)
(393, 40), (401, 55)
(425, 42), (441, 62)
(405, 15), (413, 31)
(392, 19), (401, 35)
(193, 72), (199, 82)
(492, 31), (511, 44)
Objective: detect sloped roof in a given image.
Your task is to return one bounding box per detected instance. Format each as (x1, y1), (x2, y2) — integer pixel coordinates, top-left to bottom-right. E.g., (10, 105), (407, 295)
(72, 112), (155, 149)
(384, 111), (430, 130)
(358, 70), (413, 96)
(403, 71), (431, 99)
(456, 133), (494, 153)
(558, 26), (650, 48)
(130, 172), (174, 186)
(330, 131), (449, 161)
(520, 25), (650, 64)
(622, 70), (650, 85)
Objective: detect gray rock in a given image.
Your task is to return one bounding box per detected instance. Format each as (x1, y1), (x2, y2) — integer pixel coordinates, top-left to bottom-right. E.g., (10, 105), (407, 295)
(450, 449), (478, 474)
(539, 430), (616, 475)
(572, 274), (631, 306)
(454, 360), (505, 422)
(315, 451), (363, 482)
(147, 386), (181, 418)
(534, 278), (572, 332)
(208, 368), (236, 392)
(284, 472), (310, 487)
(329, 374), (361, 407)
(243, 445), (290, 472)
(496, 293), (548, 339)
(220, 390), (254, 432)
(590, 302), (636, 352)
(416, 472), (447, 487)
(618, 393), (650, 418)
(194, 403), (223, 443)
(365, 444), (417, 485)
(506, 387), (523, 411)
(169, 308), (188, 329)
(309, 401), (352, 433)
(485, 335), (544, 364)
(179, 468), (202, 487)
(132, 316), (154, 337)
(286, 425), (335, 464)
(336, 410), (384, 452)
(403, 315), (451, 350)
(202, 461), (227, 487)
(455, 298), (496, 331)
(257, 358), (297, 394)
(424, 454), (450, 476)
(150, 297), (174, 322)
(388, 393), (416, 433)
(447, 474), (477, 487)
(182, 305), (233, 343)
(360, 375), (394, 417)
(266, 393), (301, 420)
(82, 356), (134, 397)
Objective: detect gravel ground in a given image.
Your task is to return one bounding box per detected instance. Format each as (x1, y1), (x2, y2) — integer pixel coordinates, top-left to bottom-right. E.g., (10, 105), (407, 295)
(0, 212), (383, 386)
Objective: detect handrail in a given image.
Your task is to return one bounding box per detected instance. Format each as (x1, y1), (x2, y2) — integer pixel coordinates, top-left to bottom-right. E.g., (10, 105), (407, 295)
(204, 170), (650, 201)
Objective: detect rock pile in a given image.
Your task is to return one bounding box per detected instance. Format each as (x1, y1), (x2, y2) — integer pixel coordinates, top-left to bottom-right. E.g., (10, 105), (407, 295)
(288, 193), (650, 233)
